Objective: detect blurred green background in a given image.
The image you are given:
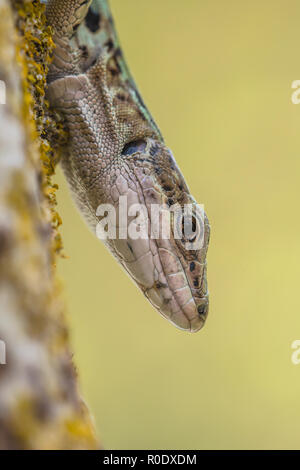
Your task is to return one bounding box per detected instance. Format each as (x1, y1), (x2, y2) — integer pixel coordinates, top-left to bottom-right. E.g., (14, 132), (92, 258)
(55, 0), (300, 449)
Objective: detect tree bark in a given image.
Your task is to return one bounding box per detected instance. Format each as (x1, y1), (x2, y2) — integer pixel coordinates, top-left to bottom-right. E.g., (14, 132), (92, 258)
(0, 0), (99, 449)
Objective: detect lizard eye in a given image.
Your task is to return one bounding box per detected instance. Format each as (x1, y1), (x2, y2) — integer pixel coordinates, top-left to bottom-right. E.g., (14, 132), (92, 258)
(122, 140), (146, 156)
(181, 215), (198, 242)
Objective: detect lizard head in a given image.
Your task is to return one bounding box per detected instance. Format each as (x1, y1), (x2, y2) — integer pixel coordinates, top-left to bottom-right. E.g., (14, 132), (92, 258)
(105, 137), (210, 333)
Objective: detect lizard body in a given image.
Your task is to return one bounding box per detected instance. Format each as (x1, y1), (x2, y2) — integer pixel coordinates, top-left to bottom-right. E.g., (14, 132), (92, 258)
(46, 0), (210, 332)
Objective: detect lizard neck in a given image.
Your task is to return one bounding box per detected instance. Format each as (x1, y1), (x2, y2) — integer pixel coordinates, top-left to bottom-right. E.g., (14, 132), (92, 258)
(71, 0), (163, 142)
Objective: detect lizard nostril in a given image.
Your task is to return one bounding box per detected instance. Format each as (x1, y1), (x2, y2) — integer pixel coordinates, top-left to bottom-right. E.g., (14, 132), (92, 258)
(197, 304), (207, 316)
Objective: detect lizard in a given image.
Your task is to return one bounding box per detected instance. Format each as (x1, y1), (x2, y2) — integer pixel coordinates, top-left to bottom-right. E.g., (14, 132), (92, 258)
(45, 0), (210, 332)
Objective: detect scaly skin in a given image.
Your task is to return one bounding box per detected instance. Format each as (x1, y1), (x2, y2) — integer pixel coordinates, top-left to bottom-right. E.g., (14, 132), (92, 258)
(46, 0), (210, 332)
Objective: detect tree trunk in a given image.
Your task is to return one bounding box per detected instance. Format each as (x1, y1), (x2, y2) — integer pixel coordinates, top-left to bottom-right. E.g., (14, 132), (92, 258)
(0, 0), (99, 449)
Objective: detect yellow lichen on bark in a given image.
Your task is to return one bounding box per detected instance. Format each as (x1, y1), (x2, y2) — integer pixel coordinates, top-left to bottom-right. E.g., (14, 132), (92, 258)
(0, 0), (99, 449)
(13, 0), (66, 258)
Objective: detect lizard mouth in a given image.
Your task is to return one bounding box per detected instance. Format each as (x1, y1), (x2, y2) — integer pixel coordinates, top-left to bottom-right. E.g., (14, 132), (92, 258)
(110, 232), (208, 332)
(143, 245), (209, 333)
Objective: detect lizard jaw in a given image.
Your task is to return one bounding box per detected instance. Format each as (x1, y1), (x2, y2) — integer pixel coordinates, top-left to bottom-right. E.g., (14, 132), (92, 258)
(111, 235), (208, 333)
(144, 248), (209, 333)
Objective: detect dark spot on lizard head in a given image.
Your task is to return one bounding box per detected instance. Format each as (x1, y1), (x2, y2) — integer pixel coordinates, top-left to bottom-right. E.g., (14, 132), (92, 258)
(122, 140), (147, 156)
(104, 39), (114, 53)
(85, 7), (101, 33)
(193, 279), (199, 288)
(167, 198), (174, 207)
(150, 144), (159, 157)
(108, 56), (121, 77)
(190, 261), (196, 272)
